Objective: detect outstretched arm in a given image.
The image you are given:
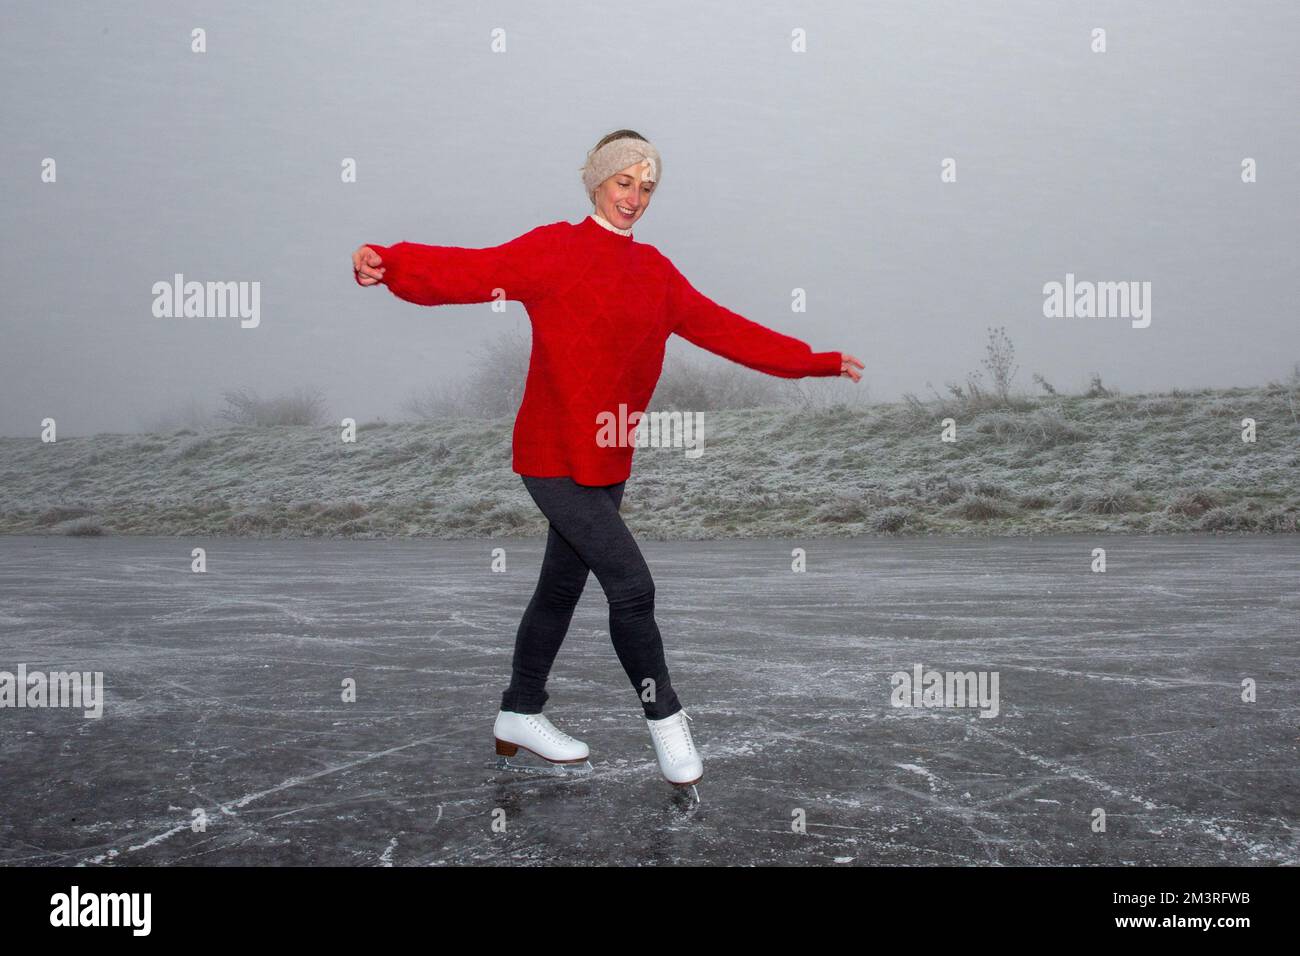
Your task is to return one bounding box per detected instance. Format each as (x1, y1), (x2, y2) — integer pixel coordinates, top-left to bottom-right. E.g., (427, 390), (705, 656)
(666, 259), (845, 378)
(353, 222), (562, 307)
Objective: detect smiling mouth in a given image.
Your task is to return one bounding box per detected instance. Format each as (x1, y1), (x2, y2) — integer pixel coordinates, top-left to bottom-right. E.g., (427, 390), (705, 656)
(616, 205), (636, 217)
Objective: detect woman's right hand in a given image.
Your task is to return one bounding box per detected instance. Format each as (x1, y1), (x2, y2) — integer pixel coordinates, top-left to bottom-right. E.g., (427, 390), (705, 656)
(353, 245), (385, 286)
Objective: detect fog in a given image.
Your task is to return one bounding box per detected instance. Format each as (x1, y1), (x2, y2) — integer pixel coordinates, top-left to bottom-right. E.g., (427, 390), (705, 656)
(1, 0), (1296, 437)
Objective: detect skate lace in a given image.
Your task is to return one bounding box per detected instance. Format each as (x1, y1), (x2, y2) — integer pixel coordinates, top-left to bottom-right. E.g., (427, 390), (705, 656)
(525, 714), (573, 745)
(653, 710), (696, 761)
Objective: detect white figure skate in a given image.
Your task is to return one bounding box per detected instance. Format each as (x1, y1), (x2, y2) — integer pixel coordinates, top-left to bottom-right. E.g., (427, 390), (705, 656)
(646, 708), (703, 787)
(493, 710), (593, 776)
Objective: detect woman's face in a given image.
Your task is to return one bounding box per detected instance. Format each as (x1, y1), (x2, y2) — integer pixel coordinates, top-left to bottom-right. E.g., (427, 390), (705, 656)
(594, 162), (655, 228)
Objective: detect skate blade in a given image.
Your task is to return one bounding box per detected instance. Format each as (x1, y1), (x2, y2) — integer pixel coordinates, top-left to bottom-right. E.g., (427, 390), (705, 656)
(672, 783), (701, 805)
(494, 754), (593, 778)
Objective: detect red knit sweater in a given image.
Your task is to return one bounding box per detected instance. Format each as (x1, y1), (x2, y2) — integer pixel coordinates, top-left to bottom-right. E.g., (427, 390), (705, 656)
(361, 215), (842, 485)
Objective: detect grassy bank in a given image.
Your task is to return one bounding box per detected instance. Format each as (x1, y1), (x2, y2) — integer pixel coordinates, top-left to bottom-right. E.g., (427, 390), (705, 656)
(2, 386), (1297, 539)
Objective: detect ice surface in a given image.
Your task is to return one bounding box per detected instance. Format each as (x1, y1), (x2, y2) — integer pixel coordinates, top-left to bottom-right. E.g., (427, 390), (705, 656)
(0, 533), (1295, 865)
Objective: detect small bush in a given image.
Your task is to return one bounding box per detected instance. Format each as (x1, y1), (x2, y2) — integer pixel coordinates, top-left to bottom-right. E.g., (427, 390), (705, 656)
(1104, 396), (1140, 415)
(1262, 360), (1300, 424)
(907, 476), (967, 505)
(177, 436), (220, 460)
(337, 518), (375, 536)
(976, 408), (1088, 448)
(65, 519), (104, 536)
(492, 504), (534, 528)
(1199, 506), (1258, 532)
(1017, 493), (1053, 510)
(1085, 373), (1111, 398)
(320, 501), (368, 521)
(981, 326), (1020, 401)
(1145, 514), (1182, 534)
(225, 511), (275, 534)
(1259, 508), (1299, 532)
(870, 506), (915, 533)
(404, 380), (476, 421)
(814, 492), (883, 523)
(37, 505), (92, 526)
(780, 376), (872, 411)
(1141, 399), (1181, 416)
(407, 328), (533, 420)
(1059, 483), (1143, 515)
(1166, 490), (1219, 517)
(653, 355), (784, 411)
(218, 386), (328, 427)
(950, 494), (1016, 520)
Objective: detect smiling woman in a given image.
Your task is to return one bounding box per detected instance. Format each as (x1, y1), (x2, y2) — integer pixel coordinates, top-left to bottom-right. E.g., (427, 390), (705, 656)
(581, 128), (660, 231)
(350, 127), (861, 794)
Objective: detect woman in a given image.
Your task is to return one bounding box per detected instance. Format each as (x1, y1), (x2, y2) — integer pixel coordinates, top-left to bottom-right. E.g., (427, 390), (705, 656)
(353, 129), (863, 788)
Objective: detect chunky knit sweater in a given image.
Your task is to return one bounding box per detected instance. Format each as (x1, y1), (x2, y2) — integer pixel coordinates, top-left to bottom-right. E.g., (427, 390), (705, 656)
(361, 214), (843, 485)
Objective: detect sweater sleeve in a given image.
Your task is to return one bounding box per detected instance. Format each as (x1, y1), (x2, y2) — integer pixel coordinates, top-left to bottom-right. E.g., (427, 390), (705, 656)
(664, 258), (842, 378)
(359, 222), (562, 307)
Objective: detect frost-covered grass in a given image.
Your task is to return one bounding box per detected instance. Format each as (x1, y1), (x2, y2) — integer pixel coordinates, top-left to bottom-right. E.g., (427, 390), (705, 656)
(2, 386), (1297, 538)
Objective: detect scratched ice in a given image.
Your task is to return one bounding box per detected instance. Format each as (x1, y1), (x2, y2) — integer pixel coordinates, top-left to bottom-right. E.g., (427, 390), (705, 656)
(0, 534), (1295, 866)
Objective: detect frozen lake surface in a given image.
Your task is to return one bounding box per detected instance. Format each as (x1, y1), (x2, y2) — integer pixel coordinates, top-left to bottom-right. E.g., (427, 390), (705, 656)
(0, 533), (1296, 866)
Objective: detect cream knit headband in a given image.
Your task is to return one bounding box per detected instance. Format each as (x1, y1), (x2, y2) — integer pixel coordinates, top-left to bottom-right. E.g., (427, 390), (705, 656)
(580, 137), (661, 203)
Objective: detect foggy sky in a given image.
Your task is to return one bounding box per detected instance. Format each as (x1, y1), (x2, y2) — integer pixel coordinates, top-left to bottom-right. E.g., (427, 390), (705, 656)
(1, 0), (1297, 437)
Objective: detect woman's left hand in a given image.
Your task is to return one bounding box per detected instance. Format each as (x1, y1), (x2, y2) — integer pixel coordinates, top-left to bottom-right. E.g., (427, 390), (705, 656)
(839, 353), (864, 382)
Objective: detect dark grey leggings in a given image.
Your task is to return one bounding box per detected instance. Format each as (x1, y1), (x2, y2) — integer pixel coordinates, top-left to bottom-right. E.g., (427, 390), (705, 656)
(500, 475), (682, 721)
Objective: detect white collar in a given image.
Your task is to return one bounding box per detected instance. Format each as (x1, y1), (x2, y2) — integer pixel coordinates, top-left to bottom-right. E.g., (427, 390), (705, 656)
(587, 212), (633, 236)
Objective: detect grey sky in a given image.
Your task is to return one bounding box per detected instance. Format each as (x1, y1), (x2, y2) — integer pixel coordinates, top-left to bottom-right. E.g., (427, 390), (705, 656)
(2, 0), (1296, 436)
